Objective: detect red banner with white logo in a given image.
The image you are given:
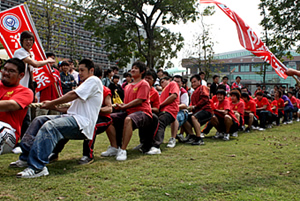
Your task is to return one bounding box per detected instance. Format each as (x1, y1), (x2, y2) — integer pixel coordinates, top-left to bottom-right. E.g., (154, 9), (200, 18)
(200, 0), (288, 79)
(0, 4), (55, 91)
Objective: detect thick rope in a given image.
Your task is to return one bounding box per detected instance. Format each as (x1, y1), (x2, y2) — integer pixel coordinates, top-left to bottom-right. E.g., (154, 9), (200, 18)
(28, 103), (71, 108)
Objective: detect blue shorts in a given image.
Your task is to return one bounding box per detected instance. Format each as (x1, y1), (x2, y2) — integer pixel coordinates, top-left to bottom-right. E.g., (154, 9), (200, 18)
(176, 110), (189, 128)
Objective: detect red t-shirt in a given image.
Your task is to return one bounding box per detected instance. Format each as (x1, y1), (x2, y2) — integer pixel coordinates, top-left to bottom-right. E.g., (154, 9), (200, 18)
(159, 81), (179, 119)
(124, 79), (152, 117)
(149, 87), (160, 109)
(255, 97), (272, 112)
(99, 86), (112, 118)
(276, 98), (284, 109)
(290, 96), (297, 106)
(190, 85), (212, 113)
(214, 99), (239, 125)
(244, 100), (258, 118)
(0, 82), (33, 144)
(230, 101), (245, 125)
(271, 100), (278, 115)
(39, 68), (63, 102)
(297, 99), (300, 108)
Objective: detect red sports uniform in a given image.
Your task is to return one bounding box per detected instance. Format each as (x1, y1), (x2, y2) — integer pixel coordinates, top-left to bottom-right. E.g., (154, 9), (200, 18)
(159, 81), (179, 119)
(214, 99), (240, 126)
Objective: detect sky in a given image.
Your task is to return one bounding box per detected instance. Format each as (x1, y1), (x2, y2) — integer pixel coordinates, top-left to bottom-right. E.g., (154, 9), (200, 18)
(163, 0), (263, 68)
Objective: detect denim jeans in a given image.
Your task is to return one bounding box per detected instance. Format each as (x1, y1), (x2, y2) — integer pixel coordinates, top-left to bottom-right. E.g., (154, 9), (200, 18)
(19, 115), (87, 171)
(283, 106), (293, 122)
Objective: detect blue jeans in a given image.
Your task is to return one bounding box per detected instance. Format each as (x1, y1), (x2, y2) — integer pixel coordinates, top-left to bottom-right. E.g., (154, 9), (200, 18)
(19, 115), (87, 171)
(283, 106), (293, 122)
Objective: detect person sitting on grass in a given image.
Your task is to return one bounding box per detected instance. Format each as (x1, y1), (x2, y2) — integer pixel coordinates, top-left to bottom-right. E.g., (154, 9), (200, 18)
(211, 90), (239, 141)
(0, 58), (33, 155)
(278, 91), (293, 124)
(255, 92), (273, 130)
(10, 59), (103, 178)
(100, 61), (154, 161)
(287, 91), (300, 122)
(181, 74), (212, 145)
(267, 94), (279, 126)
(274, 90), (285, 125)
(229, 90), (245, 137)
(146, 76), (179, 155)
(241, 93), (259, 132)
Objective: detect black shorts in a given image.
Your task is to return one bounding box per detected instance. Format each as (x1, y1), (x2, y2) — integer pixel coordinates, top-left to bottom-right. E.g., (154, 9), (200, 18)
(188, 110), (212, 125)
(244, 115), (258, 125)
(95, 116), (112, 134)
(216, 115), (238, 133)
(110, 111), (152, 130)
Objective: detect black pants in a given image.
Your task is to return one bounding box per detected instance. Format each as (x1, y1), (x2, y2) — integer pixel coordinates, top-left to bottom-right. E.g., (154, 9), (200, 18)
(256, 110), (272, 128)
(153, 112), (175, 148)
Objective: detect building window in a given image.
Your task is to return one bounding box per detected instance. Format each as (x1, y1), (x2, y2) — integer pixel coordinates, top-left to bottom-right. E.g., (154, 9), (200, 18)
(240, 64), (249, 72)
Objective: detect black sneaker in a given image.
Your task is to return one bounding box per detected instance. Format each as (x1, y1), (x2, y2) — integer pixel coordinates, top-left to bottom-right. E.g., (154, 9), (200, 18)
(176, 134), (185, 143)
(245, 127), (250, 133)
(185, 135), (196, 144)
(78, 156), (94, 165)
(48, 153), (59, 163)
(191, 137), (205, 145)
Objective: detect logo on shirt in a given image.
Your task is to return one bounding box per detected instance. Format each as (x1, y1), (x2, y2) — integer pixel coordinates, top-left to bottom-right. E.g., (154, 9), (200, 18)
(133, 87), (138, 93)
(4, 91), (14, 98)
(1, 14), (21, 33)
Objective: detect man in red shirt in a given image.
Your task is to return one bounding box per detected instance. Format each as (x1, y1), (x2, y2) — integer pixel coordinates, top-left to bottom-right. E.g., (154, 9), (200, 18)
(146, 76), (179, 154)
(287, 91), (299, 121)
(267, 95), (279, 126)
(0, 58), (33, 154)
(241, 93), (258, 132)
(211, 90), (239, 141)
(103, 61), (154, 161)
(274, 90), (284, 125)
(255, 91), (272, 130)
(182, 74), (212, 145)
(229, 91), (244, 137)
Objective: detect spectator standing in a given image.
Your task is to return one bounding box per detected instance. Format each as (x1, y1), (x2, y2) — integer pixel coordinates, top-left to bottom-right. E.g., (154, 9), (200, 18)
(60, 61), (76, 95)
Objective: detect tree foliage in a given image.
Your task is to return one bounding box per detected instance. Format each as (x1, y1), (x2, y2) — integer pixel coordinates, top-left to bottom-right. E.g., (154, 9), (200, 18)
(74, 0), (198, 68)
(259, 0), (300, 58)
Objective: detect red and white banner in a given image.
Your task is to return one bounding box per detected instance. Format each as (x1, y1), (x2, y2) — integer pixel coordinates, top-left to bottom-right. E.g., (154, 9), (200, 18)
(0, 4), (55, 91)
(200, 0), (288, 79)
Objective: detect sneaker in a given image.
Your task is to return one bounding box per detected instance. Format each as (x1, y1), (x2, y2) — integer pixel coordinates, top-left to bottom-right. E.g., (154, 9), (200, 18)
(223, 134), (230, 141)
(251, 126), (259, 130)
(16, 167), (49, 178)
(166, 137), (176, 148)
(101, 146), (118, 157)
(9, 159), (28, 168)
(176, 133), (185, 142)
(297, 118), (300, 122)
(258, 127), (265, 131)
(185, 135), (196, 144)
(183, 134), (191, 143)
(11, 146), (22, 154)
(78, 156), (94, 165)
(200, 133), (205, 138)
(287, 120), (293, 124)
(48, 153), (59, 163)
(272, 121), (277, 126)
(267, 124), (272, 129)
(132, 143), (143, 150)
(232, 132), (238, 137)
(116, 149), (127, 161)
(245, 127), (250, 133)
(213, 132), (223, 139)
(283, 121), (288, 125)
(145, 147), (161, 155)
(191, 137), (205, 145)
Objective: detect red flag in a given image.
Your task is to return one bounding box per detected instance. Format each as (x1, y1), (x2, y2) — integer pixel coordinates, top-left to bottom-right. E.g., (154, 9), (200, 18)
(200, 0), (288, 79)
(0, 4), (55, 91)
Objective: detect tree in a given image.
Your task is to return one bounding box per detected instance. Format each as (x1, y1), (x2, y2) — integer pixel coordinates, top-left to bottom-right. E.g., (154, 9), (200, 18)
(74, 0), (198, 68)
(259, 0), (300, 57)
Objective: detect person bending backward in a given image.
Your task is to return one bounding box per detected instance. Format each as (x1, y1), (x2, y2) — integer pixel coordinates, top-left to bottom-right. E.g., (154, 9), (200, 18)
(211, 90), (240, 141)
(0, 58), (33, 154)
(181, 74), (212, 145)
(255, 91), (273, 130)
(10, 59), (103, 178)
(146, 76), (179, 155)
(241, 93), (259, 132)
(168, 75), (189, 148)
(101, 61), (154, 161)
(229, 90), (245, 137)
(48, 65), (113, 165)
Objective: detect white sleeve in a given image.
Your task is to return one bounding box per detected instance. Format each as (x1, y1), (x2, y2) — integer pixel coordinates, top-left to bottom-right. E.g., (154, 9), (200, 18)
(13, 48), (30, 60)
(74, 76), (103, 101)
(180, 93), (189, 106)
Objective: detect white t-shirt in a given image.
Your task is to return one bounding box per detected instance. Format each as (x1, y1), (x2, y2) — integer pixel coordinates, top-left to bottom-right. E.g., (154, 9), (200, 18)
(66, 76), (103, 140)
(201, 80), (207, 87)
(71, 70), (79, 84)
(13, 48), (33, 88)
(179, 89), (189, 106)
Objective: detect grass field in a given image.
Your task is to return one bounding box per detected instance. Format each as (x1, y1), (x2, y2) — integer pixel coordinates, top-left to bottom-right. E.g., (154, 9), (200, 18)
(0, 123), (300, 200)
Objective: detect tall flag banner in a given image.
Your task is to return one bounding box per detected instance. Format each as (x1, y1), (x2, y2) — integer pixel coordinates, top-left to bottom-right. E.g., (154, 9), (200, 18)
(200, 0), (288, 79)
(0, 4), (55, 91)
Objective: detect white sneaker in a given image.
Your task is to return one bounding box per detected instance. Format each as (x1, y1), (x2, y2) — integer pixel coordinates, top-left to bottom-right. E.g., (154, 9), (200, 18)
(283, 122), (288, 125)
(116, 149), (127, 161)
(287, 120), (293, 124)
(258, 127), (265, 131)
(267, 124), (272, 129)
(297, 118), (300, 122)
(16, 167), (49, 178)
(272, 121), (277, 126)
(132, 143), (143, 150)
(146, 147), (161, 155)
(214, 132), (223, 139)
(11, 147), (22, 154)
(223, 134), (230, 141)
(232, 132), (238, 137)
(200, 133), (205, 138)
(166, 137), (176, 148)
(101, 146), (118, 157)
(9, 159), (28, 168)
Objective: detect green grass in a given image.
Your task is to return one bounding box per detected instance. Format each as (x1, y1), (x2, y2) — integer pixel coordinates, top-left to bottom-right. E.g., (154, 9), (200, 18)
(1, 124), (300, 200)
